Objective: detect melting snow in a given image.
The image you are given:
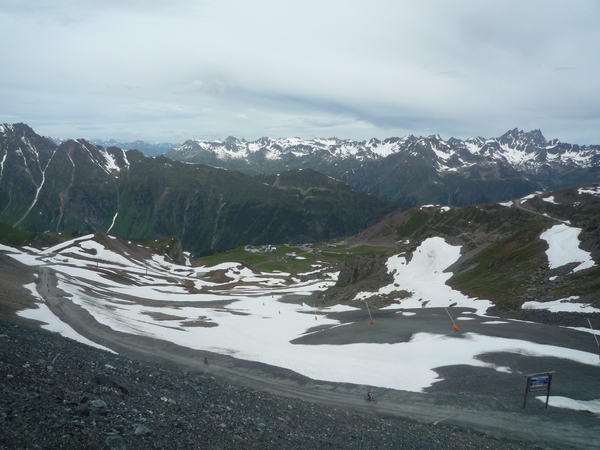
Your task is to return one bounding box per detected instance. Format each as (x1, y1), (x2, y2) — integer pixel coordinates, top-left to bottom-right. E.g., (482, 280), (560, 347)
(579, 186), (600, 196)
(522, 297), (600, 313)
(354, 237), (492, 315)
(539, 396), (600, 414)
(540, 224), (595, 272)
(541, 196), (558, 204)
(3, 233), (599, 396)
(18, 283), (115, 353)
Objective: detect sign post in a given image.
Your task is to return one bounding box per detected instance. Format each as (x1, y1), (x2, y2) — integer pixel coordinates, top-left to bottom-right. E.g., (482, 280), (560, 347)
(523, 371), (555, 409)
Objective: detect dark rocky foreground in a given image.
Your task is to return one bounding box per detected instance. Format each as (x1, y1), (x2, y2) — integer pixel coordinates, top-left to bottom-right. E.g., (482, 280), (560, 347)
(0, 319), (547, 450)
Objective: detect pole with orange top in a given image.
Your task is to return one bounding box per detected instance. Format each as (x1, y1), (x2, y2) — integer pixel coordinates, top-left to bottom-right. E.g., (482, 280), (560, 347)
(365, 300), (374, 325)
(445, 307), (459, 332)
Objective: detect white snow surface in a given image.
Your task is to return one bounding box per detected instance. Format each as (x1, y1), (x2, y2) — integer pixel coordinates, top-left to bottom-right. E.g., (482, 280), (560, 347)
(522, 297), (600, 314)
(17, 283), (115, 353)
(540, 224), (595, 272)
(354, 237), (492, 315)
(2, 234), (599, 407)
(541, 196), (558, 204)
(539, 396), (600, 414)
(519, 193), (538, 204)
(578, 186), (600, 196)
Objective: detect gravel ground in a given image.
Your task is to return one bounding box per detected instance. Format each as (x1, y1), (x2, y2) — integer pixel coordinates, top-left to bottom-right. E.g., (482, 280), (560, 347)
(0, 318), (547, 450)
(1, 251), (599, 449)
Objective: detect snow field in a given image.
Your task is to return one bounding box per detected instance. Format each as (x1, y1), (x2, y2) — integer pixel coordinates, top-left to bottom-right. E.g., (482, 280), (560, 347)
(17, 283), (115, 353)
(355, 237), (492, 315)
(540, 224), (595, 273)
(5, 232), (599, 412)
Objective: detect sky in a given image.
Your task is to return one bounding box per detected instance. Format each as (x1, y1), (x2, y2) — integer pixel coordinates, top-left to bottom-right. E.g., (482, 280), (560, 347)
(1, 0), (600, 144)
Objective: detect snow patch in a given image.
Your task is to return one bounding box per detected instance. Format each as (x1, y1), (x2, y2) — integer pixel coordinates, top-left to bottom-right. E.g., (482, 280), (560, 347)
(540, 224), (595, 272)
(522, 297), (600, 313)
(538, 396), (600, 414)
(354, 237), (492, 316)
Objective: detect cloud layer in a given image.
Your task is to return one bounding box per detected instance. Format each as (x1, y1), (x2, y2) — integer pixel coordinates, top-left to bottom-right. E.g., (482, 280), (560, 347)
(1, 0), (599, 144)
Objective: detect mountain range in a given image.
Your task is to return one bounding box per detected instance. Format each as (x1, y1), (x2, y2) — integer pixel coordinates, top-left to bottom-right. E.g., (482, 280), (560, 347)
(47, 137), (180, 157)
(3, 121), (600, 257)
(165, 129), (600, 206)
(0, 123), (395, 255)
(2, 122), (600, 450)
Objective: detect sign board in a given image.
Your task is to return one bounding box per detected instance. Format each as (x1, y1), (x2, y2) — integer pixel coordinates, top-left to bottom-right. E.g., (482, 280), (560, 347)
(528, 375), (549, 391)
(523, 371), (554, 409)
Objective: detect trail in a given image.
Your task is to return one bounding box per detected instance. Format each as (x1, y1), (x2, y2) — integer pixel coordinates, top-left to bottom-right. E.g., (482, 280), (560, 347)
(512, 198), (565, 223)
(36, 267), (600, 450)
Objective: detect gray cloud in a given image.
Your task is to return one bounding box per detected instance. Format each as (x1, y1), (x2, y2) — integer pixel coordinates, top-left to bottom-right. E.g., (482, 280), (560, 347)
(1, 0), (599, 144)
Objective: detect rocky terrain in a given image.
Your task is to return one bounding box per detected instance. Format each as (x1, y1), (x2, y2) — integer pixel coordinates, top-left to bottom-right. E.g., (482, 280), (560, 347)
(0, 318), (547, 450)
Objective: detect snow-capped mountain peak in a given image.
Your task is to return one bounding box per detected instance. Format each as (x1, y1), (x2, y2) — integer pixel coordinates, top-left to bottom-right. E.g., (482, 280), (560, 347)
(166, 128), (600, 175)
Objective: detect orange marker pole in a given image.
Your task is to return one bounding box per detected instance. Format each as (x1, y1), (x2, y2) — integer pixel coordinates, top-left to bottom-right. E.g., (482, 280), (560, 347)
(365, 301), (374, 325)
(445, 307), (459, 332)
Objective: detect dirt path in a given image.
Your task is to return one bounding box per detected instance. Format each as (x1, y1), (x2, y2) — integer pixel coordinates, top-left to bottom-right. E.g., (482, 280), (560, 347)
(37, 267), (600, 450)
(513, 198), (563, 222)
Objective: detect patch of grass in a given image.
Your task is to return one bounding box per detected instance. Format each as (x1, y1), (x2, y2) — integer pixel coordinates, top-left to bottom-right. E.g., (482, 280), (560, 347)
(0, 223), (36, 247)
(449, 224), (548, 309)
(396, 210), (429, 238)
(144, 237), (178, 248)
(196, 242), (390, 276)
(0, 222), (72, 248)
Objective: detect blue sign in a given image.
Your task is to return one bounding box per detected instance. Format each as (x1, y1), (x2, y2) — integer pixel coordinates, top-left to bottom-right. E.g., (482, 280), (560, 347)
(529, 376), (549, 390)
(523, 371), (554, 408)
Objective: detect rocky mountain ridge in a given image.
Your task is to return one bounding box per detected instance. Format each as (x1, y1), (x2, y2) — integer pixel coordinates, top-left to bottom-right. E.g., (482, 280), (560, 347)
(46, 136), (180, 157)
(167, 128), (600, 171)
(0, 123), (396, 255)
(165, 128), (600, 206)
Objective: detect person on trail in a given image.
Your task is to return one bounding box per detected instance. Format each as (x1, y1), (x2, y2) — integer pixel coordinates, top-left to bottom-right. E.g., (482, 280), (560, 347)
(203, 356), (209, 366)
(367, 390), (374, 401)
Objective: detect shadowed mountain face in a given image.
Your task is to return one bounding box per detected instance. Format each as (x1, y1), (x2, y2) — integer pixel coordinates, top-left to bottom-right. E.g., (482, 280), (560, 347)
(0, 124), (397, 255)
(165, 129), (600, 206)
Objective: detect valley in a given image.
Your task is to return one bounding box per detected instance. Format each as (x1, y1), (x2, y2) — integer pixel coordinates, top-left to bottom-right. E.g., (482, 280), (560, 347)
(1, 123), (600, 448)
(1, 186), (600, 448)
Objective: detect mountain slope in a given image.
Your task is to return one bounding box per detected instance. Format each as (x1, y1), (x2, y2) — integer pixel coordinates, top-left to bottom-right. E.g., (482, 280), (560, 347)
(323, 186), (600, 318)
(0, 124), (397, 255)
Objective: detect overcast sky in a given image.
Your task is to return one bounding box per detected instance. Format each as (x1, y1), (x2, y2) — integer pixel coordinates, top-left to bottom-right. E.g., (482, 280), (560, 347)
(1, 0), (599, 144)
